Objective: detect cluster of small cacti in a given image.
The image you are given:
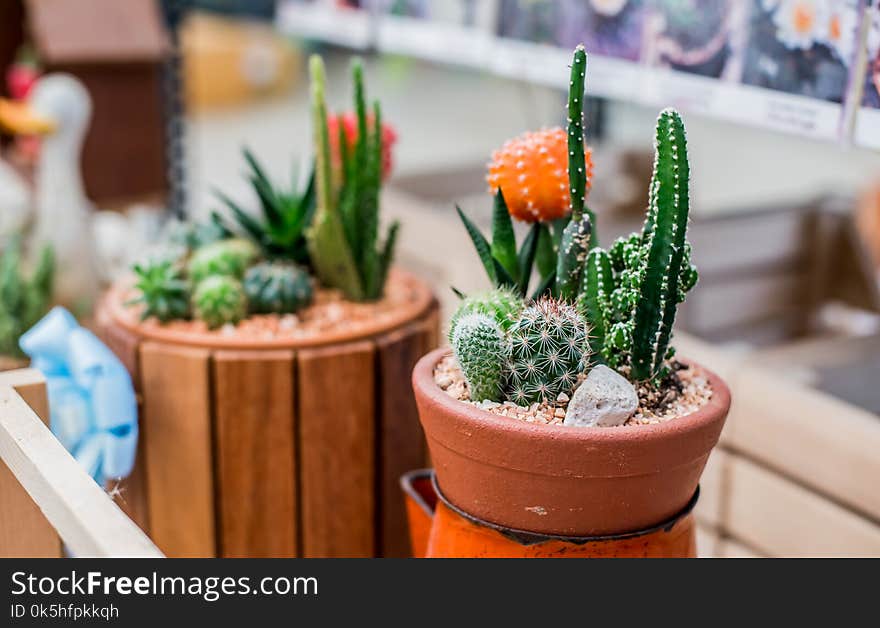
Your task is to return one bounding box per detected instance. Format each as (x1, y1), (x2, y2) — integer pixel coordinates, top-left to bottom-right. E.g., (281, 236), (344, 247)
(0, 238), (53, 358)
(451, 45), (699, 400)
(129, 54), (398, 328)
(130, 236), (313, 330)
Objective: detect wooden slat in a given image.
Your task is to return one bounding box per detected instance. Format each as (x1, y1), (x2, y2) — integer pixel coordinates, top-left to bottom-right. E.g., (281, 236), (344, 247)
(0, 372), (160, 557)
(140, 342), (215, 557)
(0, 371), (61, 557)
(376, 320), (430, 557)
(298, 341), (375, 558)
(213, 350), (297, 557)
(725, 366), (880, 521)
(725, 456), (880, 557)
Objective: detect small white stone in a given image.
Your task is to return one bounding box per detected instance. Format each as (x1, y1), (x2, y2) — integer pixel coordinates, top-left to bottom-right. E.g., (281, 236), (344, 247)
(563, 365), (638, 428)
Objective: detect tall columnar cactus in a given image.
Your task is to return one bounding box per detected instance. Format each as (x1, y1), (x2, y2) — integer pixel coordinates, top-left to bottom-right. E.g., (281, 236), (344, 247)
(0, 239), (53, 357)
(307, 55), (398, 301)
(451, 312), (509, 402)
(577, 109), (698, 382)
(506, 298), (589, 404)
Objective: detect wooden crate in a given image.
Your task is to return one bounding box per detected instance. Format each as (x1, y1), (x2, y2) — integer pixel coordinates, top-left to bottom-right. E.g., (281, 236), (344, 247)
(96, 270), (439, 558)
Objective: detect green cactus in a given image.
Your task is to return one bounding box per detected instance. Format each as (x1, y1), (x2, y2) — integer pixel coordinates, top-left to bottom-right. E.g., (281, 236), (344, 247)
(243, 261), (313, 315)
(576, 109), (698, 382)
(213, 148), (315, 264)
(307, 55), (398, 302)
(448, 286), (523, 340)
(0, 238), (53, 357)
(128, 258), (191, 323)
(506, 298), (589, 405)
(187, 238), (258, 284)
(192, 275), (248, 329)
(450, 312), (509, 403)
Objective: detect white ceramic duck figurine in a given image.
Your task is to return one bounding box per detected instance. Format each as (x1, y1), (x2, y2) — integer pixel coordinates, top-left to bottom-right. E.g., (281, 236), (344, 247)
(0, 74), (99, 309)
(0, 158), (30, 245)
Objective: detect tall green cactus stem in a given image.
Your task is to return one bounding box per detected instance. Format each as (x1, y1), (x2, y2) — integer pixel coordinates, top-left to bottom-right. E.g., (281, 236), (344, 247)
(566, 45), (597, 242)
(555, 213), (591, 302)
(449, 287), (523, 342)
(506, 298), (589, 404)
(578, 247), (614, 362)
(306, 55), (398, 301)
(307, 55), (364, 301)
(630, 108), (691, 381)
(451, 313), (508, 403)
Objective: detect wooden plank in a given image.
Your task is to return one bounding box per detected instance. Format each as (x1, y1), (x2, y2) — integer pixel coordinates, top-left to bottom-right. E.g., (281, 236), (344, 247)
(717, 538), (764, 558)
(376, 320), (431, 557)
(695, 450), (727, 529)
(725, 365), (880, 521)
(213, 350), (297, 557)
(725, 456), (880, 557)
(140, 342), (215, 557)
(298, 341), (375, 558)
(0, 371), (61, 557)
(0, 375), (161, 557)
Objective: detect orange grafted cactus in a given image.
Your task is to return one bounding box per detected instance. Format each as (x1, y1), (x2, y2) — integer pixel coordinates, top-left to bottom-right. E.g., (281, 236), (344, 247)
(487, 128), (593, 223)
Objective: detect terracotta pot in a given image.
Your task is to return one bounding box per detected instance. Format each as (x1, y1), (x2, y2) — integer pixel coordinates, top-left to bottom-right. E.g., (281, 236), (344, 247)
(412, 348), (731, 537)
(96, 268), (439, 558)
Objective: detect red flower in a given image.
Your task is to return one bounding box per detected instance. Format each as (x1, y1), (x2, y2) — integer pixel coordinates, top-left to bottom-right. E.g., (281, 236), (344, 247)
(327, 112), (397, 180)
(6, 62), (39, 101)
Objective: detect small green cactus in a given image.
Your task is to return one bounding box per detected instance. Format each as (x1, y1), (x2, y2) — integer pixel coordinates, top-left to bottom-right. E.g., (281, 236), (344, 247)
(448, 286), (523, 340)
(213, 148), (315, 264)
(450, 312), (509, 403)
(192, 275), (247, 329)
(0, 238), (54, 357)
(307, 55), (398, 301)
(129, 258), (191, 323)
(187, 238), (258, 284)
(506, 298), (589, 404)
(243, 261), (313, 315)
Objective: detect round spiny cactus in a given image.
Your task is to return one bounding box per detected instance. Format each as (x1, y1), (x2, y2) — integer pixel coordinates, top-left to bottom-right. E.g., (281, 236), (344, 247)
(506, 298), (589, 405)
(244, 261), (313, 315)
(451, 312), (509, 403)
(129, 258), (190, 323)
(448, 287), (523, 342)
(188, 238), (258, 284)
(192, 275), (247, 329)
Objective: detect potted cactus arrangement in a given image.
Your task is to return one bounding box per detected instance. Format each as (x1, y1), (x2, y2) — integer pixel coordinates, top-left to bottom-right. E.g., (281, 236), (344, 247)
(0, 238), (53, 372)
(411, 46), (730, 556)
(96, 56), (438, 559)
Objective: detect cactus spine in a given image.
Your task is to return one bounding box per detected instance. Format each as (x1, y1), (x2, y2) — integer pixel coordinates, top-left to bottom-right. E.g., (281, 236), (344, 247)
(192, 275), (247, 329)
(506, 298), (589, 404)
(307, 55), (398, 301)
(451, 313), (508, 402)
(243, 261), (313, 314)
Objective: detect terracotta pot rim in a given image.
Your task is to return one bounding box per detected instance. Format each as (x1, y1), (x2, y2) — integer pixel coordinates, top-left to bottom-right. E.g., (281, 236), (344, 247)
(414, 347), (731, 479)
(414, 347), (731, 441)
(102, 267), (435, 350)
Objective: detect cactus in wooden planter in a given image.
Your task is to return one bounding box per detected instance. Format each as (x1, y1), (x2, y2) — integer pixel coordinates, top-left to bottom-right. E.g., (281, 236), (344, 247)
(213, 148), (315, 265)
(0, 238), (54, 357)
(192, 275), (248, 329)
(577, 108), (698, 382)
(243, 261), (313, 315)
(129, 257), (191, 323)
(188, 238), (259, 284)
(307, 55), (398, 302)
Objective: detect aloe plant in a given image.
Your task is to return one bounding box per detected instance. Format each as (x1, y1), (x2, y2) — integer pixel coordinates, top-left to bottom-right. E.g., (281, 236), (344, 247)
(213, 148), (315, 265)
(307, 55), (398, 301)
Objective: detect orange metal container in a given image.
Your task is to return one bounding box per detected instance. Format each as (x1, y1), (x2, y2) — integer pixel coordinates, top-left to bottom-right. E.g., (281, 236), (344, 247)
(401, 470), (697, 558)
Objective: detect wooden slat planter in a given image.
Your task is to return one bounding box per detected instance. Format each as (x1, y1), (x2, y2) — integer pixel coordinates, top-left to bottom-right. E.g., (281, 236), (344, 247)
(95, 269), (438, 558)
